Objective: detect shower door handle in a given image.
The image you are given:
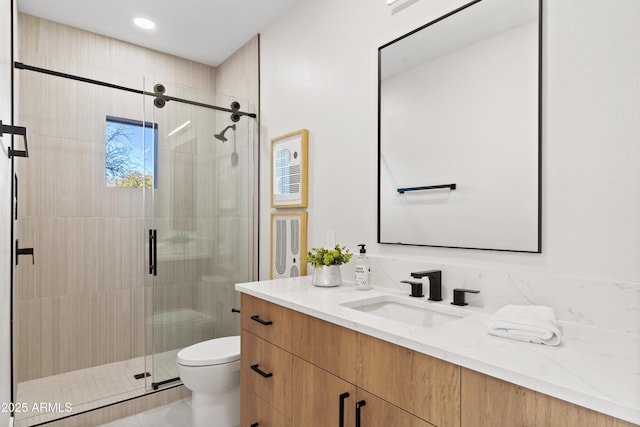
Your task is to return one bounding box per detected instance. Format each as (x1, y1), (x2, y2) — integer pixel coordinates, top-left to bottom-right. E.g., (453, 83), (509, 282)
(148, 229), (157, 276)
(14, 174), (18, 220)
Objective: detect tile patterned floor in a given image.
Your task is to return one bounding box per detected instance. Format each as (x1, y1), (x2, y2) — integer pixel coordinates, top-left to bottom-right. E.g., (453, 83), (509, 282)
(14, 351), (181, 427)
(15, 357), (147, 426)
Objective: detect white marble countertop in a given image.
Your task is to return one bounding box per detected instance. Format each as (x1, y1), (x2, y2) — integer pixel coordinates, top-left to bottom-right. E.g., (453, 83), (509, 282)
(236, 276), (640, 425)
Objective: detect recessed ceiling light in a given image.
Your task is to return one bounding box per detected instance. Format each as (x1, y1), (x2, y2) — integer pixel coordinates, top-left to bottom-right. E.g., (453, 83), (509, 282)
(134, 17), (155, 30)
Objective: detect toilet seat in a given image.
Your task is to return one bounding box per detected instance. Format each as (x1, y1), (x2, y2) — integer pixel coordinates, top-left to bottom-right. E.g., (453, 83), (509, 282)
(177, 336), (240, 367)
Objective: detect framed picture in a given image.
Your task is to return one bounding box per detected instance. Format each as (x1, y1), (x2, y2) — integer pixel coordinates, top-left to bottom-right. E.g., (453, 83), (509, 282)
(270, 211), (307, 279)
(271, 129), (308, 208)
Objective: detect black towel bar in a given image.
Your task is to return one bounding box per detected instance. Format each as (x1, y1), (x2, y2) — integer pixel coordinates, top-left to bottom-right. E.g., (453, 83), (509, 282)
(397, 183), (456, 194)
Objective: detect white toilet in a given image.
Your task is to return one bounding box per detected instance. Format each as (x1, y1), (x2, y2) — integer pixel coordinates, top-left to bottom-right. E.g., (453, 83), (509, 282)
(177, 336), (241, 427)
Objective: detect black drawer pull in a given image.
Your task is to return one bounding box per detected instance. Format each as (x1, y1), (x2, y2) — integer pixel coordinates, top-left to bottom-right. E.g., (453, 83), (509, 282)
(250, 364), (273, 378)
(339, 392), (350, 427)
(355, 400), (366, 427)
(251, 423), (259, 427)
(251, 315), (273, 326)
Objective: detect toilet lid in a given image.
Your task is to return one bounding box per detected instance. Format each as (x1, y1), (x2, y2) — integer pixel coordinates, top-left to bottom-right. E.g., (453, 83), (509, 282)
(177, 336), (240, 367)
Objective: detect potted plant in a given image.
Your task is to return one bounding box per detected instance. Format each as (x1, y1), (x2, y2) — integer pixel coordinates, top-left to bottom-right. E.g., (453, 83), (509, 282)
(304, 244), (353, 287)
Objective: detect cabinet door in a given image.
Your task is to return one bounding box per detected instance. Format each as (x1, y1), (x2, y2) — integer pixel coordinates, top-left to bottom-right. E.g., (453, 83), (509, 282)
(241, 294), (293, 350)
(291, 311), (357, 383)
(242, 331), (292, 418)
(241, 387), (288, 427)
(357, 333), (460, 427)
(355, 389), (435, 427)
(461, 368), (638, 427)
(291, 356), (357, 427)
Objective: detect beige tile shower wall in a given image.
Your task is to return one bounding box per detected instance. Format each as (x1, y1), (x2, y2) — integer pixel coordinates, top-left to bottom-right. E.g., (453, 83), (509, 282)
(216, 35), (259, 103)
(15, 13), (217, 382)
(214, 35), (260, 337)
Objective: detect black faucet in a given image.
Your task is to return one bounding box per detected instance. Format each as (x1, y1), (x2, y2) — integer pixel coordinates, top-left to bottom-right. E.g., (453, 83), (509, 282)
(410, 270), (442, 302)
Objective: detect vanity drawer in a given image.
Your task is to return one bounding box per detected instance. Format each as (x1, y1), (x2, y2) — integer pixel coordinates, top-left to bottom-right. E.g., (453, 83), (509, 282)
(291, 311), (357, 383)
(241, 387), (289, 427)
(357, 333), (460, 427)
(241, 330), (292, 417)
(241, 294), (292, 350)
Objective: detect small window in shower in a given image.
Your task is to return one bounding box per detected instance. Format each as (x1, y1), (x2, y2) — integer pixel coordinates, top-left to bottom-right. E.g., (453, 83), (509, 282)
(105, 116), (158, 188)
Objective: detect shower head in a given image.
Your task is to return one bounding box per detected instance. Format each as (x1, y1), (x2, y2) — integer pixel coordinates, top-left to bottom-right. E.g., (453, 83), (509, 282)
(214, 124), (236, 142)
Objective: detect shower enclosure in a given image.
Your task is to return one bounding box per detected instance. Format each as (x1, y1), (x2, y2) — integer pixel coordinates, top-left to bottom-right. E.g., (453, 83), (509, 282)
(12, 68), (255, 426)
(143, 80), (255, 390)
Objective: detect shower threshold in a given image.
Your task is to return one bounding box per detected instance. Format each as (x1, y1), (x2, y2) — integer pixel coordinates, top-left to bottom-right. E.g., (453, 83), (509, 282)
(14, 356), (149, 426)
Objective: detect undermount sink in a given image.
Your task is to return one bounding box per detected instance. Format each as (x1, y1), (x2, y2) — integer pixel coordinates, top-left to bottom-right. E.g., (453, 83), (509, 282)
(340, 294), (469, 328)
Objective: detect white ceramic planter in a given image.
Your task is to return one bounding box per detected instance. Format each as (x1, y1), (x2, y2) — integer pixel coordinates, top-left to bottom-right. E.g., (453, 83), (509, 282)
(312, 265), (342, 287)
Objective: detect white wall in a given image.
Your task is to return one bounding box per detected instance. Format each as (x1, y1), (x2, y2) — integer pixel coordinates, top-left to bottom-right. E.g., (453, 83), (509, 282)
(259, 0), (640, 322)
(0, 0), (14, 424)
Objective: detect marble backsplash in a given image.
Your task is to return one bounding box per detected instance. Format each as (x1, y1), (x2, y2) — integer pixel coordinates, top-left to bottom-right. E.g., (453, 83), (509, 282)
(359, 255), (640, 335)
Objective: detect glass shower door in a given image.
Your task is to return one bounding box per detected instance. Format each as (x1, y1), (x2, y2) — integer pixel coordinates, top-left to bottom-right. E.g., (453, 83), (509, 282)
(143, 81), (254, 389)
(13, 72), (149, 426)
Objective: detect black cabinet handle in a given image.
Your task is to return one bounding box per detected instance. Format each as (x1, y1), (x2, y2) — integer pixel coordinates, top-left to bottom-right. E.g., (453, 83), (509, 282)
(250, 315), (273, 326)
(339, 392), (350, 427)
(250, 423), (259, 427)
(250, 364), (273, 378)
(355, 400), (366, 427)
(231, 308), (240, 313)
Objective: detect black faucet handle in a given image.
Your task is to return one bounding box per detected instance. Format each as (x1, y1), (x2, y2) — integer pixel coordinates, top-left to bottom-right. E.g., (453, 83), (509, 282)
(400, 280), (424, 298)
(451, 288), (480, 306)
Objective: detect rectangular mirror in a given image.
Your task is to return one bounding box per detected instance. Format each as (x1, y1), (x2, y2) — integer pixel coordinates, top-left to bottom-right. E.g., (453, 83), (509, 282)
(378, 0), (541, 252)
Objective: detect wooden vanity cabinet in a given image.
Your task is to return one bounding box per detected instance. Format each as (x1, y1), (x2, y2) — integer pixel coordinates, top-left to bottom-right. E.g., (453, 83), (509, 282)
(289, 311), (359, 426)
(290, 310), (357, 383)
(241, 331), (291, 416)
(240, 386), (288, 427)
(240, 295), (294, 426)
(461, 368), (638, 427)
(241, 295), (460, 427)
(241, 295), (638, 427)
(291, 356), (357, 427)
(357, 333), (461, 427)
(356, 389), (435, 427)
(241, 293), (293, 349)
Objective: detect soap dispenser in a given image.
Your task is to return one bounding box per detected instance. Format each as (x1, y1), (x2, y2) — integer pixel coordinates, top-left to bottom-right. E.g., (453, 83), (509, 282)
(354, 244), (372, 290)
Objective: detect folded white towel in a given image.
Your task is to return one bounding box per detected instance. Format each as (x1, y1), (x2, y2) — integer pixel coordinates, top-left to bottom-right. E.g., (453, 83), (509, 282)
(487, 305), (562, 346)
